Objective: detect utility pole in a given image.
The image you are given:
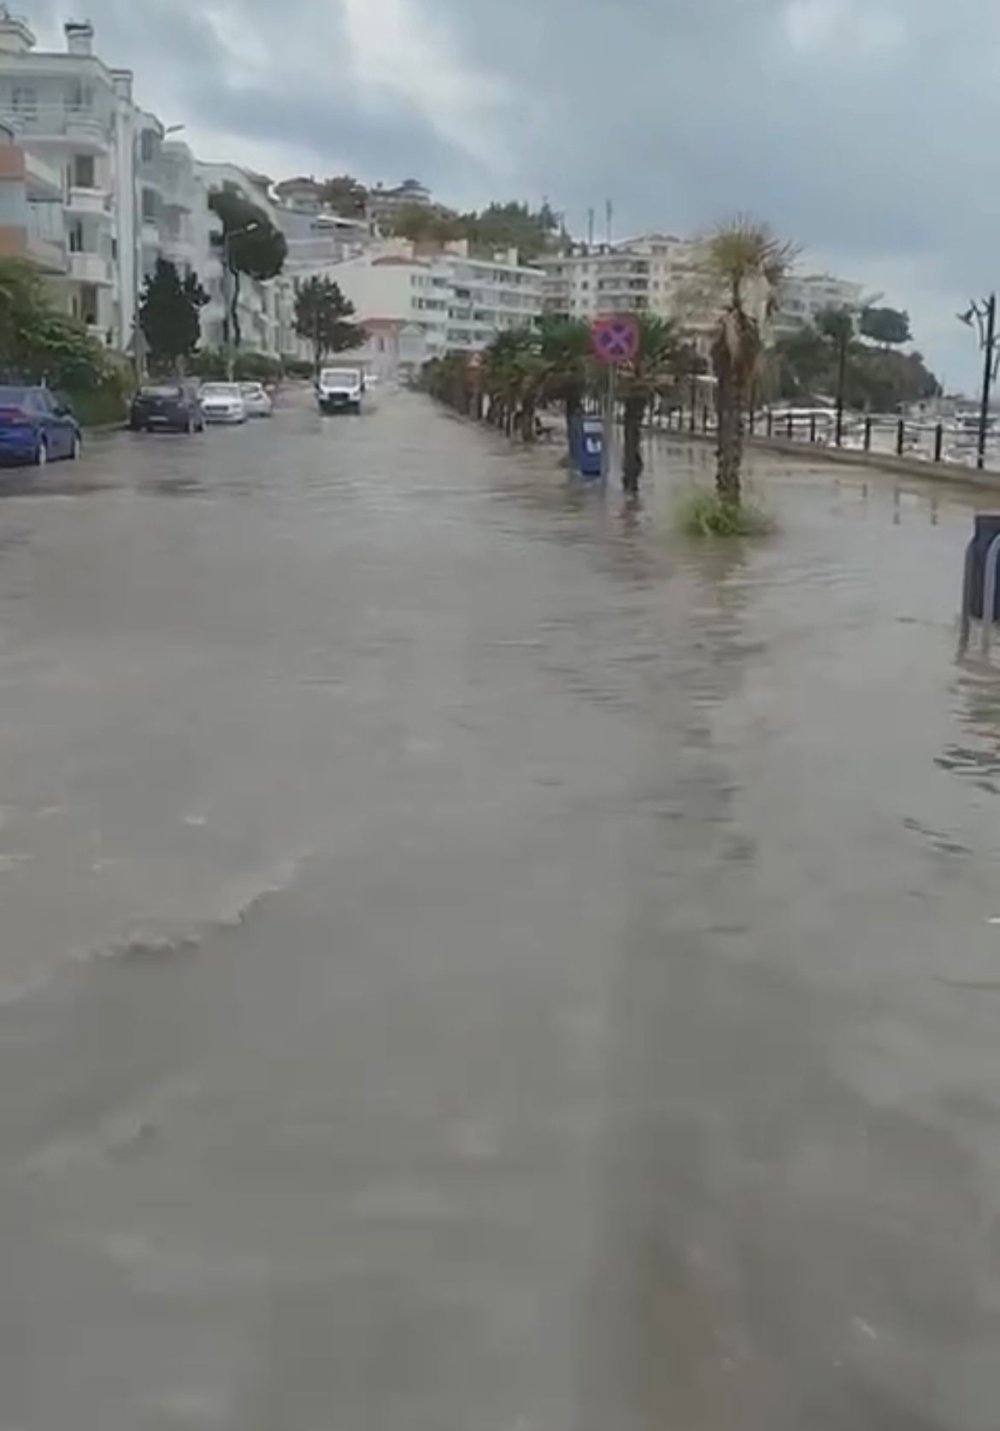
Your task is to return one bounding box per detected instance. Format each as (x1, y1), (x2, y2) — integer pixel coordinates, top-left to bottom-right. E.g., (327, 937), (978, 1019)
(587, 208), (595, 250)
(835, 326), (847, 448)
(605, 199), (613, 247)
(223, 230), (233, 380)
(979, 295), (997, 472)
(958, 295), (1000, 471)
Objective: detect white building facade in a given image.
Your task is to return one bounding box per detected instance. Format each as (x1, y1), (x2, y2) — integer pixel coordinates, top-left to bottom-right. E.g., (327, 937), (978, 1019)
(0, 14), (170, 350)
(293, 239), (544, 378)
(773, 272), (866, 335)
(540, 236), (861, 358)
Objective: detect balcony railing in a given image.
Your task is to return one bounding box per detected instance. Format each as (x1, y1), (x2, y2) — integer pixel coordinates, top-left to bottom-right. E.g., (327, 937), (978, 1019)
(65, 185), (112, 219)
(0, 104), (111, 148)
(67, 251), (113, 285)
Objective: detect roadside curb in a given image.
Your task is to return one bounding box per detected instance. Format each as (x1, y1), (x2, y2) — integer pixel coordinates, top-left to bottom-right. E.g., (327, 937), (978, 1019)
(649, 426), (1000, 492)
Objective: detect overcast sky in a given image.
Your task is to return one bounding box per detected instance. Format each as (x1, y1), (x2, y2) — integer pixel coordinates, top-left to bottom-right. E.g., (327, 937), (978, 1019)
(27, 0), (1000, 388)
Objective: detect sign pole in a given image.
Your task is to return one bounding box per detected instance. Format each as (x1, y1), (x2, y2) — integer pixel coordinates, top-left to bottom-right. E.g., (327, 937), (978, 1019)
(590, 315), (638, 488)
(603, 362), (617, 484)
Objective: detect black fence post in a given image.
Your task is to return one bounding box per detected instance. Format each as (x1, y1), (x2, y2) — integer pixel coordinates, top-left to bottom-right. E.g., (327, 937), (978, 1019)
(934, 422), (943, 463)
(701, 405), (708, 434)
(766, 409), (773, 438)
(748, 407), (755, 436)
(809, 413), (817, 444)
(864, 416), (872, 452)
(896, 419), (905, 456)
(786, 412), (794, 439)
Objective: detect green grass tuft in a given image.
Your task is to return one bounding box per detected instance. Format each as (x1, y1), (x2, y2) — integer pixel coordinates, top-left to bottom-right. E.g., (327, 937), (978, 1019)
(675, 488), (775, 538)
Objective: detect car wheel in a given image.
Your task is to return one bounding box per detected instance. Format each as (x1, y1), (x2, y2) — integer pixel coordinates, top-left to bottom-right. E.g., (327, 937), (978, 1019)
(34, 439), (47, 467)
(185, 416), (194, 434)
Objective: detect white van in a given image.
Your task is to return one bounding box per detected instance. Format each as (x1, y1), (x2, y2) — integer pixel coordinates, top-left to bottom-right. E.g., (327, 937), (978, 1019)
(317, 367), (364, 415)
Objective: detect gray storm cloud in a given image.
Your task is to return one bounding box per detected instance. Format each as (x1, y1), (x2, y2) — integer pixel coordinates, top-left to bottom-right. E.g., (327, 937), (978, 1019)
(27, 0), (1000, 383)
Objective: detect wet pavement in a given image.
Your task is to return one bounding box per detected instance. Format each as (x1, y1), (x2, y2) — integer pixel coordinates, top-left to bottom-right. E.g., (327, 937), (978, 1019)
(3, 389), (1000, 1428)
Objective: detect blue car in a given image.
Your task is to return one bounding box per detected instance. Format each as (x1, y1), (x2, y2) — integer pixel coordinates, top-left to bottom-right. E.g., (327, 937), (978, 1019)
(0, 385), (82, 467)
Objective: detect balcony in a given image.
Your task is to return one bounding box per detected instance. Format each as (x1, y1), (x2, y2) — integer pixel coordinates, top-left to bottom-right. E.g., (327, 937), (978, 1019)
(140, 219), (160, 248)
(0, 221), (66, 274)
(161, 186), (192, 213)
(65, 185), (112, 220)
(24, 152), (63, 200)
(68, 251), (113, 285)
(3, 105), (111, 154)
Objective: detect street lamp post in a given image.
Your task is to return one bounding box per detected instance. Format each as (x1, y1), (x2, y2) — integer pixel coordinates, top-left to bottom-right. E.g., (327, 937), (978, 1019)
(958, 295), (1000, 471)
(221, 221), (260, 380)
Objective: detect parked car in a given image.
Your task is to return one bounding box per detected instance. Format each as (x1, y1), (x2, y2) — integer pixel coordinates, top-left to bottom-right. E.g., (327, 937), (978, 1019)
(240, 381), (273, 418)
(0, 385), (81, 466)
(199, 382), (247, 424)
(129, 383), (204, 433)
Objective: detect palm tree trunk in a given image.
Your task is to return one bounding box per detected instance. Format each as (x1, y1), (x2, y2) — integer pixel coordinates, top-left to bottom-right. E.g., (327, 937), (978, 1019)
(521, 398), (536, 442)
(715, 369), (744, 505)
(564, 387), (582, 438)
(622, 395), (645, 494)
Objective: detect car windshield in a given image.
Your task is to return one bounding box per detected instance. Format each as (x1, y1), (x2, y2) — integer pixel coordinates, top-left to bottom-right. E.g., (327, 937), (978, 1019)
(240, 384), (264, 396)
(320, 370), (359, 386)
(0, 387), (34, 406)
(140, 386), (182, 398)
(201, 384), (240, 397)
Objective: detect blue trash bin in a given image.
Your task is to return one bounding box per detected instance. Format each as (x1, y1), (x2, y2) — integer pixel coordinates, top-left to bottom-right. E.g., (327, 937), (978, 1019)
(570, 413), (604, 479)
(967, 514), (1000, 620)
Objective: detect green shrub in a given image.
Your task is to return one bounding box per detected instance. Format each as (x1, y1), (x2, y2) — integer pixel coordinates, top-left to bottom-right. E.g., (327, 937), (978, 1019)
(281, 355), (315, 380)
(233, 351), (283, 382)
(66, 360), (131, 427)
(186, 348), (286, 382)
(676, 488), (775, 537)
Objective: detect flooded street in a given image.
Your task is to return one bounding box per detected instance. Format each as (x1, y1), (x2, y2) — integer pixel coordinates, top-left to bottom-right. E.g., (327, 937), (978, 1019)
(3, 390), (1000, 1429)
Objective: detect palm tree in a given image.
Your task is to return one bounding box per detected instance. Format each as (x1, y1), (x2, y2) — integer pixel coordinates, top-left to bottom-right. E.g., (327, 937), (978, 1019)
(537, 316), (591, 436)
(702, 218), (796, 505)
(482, 327), (544, 439)
(617, 314), (682, 495)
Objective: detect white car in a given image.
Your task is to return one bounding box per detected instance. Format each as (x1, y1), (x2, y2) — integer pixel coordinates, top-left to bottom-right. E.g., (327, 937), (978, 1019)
(199, 382), (247, 424)
(240, 382), (273, 418)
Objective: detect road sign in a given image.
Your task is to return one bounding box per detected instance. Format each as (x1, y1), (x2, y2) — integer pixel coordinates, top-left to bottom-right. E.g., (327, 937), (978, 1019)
(591, 315), (640, 364)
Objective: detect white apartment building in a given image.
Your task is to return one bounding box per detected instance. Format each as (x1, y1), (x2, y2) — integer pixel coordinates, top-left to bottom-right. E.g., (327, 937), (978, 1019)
(773, 272), (865, 334)
(539, 235), (708, 322)
(0, 13), (170, 349)
(299, 239), (544, 377)
(540, 236), (861, 358)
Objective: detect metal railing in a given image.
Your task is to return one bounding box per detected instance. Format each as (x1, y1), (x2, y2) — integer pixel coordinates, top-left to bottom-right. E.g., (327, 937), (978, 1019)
(653, 405), (1000, 474)
(0, 104), (111, 144)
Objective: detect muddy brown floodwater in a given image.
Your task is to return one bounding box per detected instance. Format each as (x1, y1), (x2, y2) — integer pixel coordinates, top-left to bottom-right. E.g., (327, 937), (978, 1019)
(2, 389), (1000, 1429)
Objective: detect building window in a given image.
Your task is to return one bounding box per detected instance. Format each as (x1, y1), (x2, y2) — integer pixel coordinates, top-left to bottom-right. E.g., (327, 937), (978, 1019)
(72, 154), (95, 188)
(68, 221), (84, 254)
(140, 131), (156, 164)
(141, 188), (157, 222)
(12, 85), (36, 117)
(79, 283), (99, 325)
